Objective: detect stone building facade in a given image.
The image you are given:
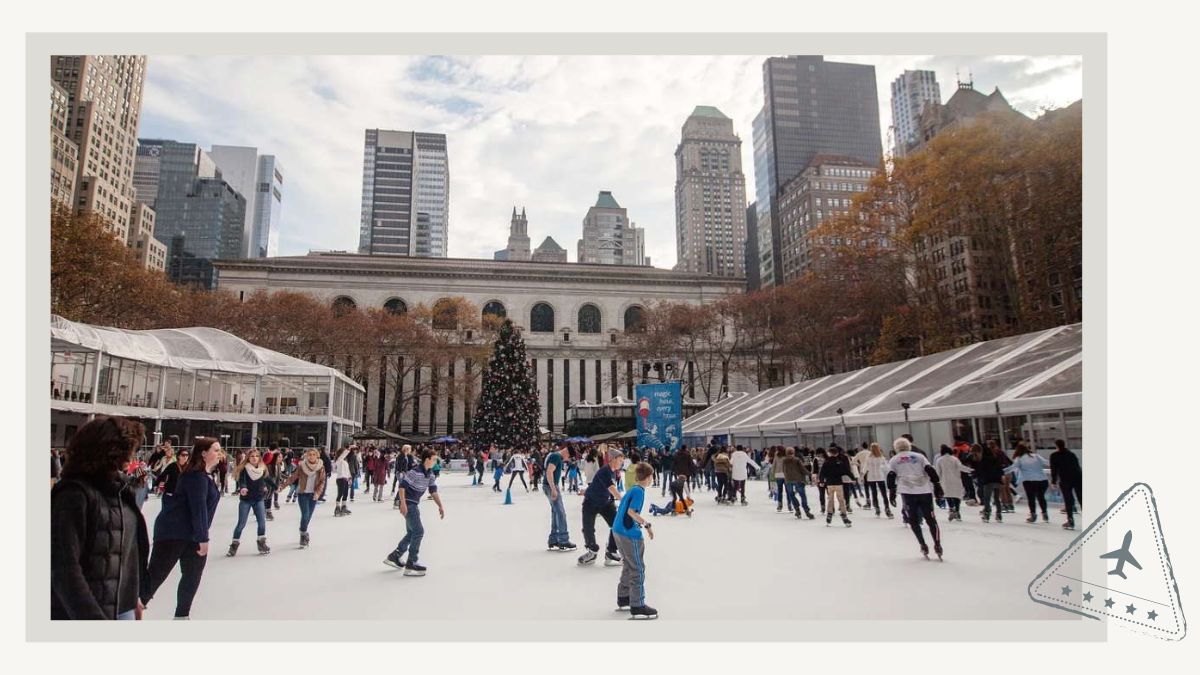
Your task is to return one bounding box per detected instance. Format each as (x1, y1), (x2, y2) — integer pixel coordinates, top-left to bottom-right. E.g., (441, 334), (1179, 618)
(673, 106), (747, 278)
(214, 252), (750, 434)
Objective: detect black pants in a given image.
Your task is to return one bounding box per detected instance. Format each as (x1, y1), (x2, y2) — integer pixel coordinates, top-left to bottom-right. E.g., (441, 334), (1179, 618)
(142, 539), (208, 618)
(336, 477), (350, 503)
(715, 473), (729, 500)
(732, 479), (746, 501)
(1023, 480), (1049, 516)
(901, 493), (941, 551)
(581, 501), (618, 555)
(507, 470), (528, 490)
(670, 481), (687, 511)
(961, 472), (976, 500)
(1060, 478), (1081, 516)
(866, 481), (888, 510)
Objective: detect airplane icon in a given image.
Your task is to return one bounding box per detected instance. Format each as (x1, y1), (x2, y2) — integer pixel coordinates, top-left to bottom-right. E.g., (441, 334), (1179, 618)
(1100, 530), (1142, 580)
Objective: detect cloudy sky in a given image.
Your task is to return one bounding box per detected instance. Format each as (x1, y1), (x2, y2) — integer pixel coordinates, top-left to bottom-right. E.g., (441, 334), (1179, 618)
(138, 54), (1083, 267)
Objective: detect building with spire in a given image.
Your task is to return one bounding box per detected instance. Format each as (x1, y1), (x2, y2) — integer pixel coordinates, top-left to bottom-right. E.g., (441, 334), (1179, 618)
(495, 206), (531, 261)
(577, 191), (648, 266)
(531, 236), (567, 263)
(908, 78), (1025, 154)
(673, 105), (747, 279)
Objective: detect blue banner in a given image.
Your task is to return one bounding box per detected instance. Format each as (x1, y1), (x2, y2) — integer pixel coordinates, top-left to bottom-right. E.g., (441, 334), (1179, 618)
(635, 382), (682, 453)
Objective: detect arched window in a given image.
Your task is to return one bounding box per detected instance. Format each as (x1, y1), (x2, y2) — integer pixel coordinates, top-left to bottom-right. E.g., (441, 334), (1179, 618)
(432, 298), (458, 330)
(482, 301), (506, 321)
(530, 302), (555, 333)
(577, 304), (601, 334)
(624, 305), (645, 333)
(383, 298), (407, 315)
(331, 296), (357, 317)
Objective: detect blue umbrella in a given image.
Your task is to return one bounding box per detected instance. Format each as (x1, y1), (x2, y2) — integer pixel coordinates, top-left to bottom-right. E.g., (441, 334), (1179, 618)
(563, 436), (594, 444)
(430, 435), (459, 444)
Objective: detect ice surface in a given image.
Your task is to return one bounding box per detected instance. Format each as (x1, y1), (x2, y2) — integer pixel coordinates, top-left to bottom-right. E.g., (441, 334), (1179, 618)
(137, 473), (1080, 621)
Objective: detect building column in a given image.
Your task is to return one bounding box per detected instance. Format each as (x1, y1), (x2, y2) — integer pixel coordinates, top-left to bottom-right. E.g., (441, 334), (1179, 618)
(88, 349), (104, 422)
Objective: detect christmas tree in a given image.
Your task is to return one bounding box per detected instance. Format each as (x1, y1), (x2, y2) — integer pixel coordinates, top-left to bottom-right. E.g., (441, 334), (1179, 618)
(472, 318), (540, 450)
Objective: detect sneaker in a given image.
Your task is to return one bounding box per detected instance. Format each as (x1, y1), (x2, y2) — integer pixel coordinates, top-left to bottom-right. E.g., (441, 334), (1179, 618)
(404, 562), (427, 577)
(577, 550), (598, 566)
(384, 550), (404, 569)
(616, 596), (630, 611)
(629, 605), (659, 620)
(604, 551), (623, 567)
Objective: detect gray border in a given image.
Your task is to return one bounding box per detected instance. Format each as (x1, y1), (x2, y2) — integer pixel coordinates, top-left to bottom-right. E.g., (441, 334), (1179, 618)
(27, 32), (1106, 642)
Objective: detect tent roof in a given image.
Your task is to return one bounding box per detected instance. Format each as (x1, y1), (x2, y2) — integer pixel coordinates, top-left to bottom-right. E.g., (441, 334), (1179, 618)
(51, 315), (362, 390)
(683, 323), (1081, 436)
(351, 427), (406, 441)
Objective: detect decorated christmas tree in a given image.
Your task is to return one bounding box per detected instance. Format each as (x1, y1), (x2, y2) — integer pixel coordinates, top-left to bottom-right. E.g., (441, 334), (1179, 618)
(472, 319), (540, 450)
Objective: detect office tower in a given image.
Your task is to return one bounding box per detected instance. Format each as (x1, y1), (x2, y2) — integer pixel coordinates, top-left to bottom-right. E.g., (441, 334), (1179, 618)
(577, 191), (647, 266)
(673, 106), (747, 278)
(359, 129), (449, 257)
(209, 145), (284, 258)
(890, 70), (941, 158)
(135, 139), (246, 288)
(50, 82), (78, 208)
(51, 55), (148, 243)
(531, 236), (567, 263)
(752, 55), (883, 287)
(495, 207), (531, 261)
(745, 202), (760, 291)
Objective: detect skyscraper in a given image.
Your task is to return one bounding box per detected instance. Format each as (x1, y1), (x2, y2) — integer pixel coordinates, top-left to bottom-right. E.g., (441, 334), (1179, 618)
(495, 207), (531, 261)
(752, 55), (883, 287)
(673, 106), (747, 278)
(209, 145), (284, 258)
(359, 129), (449, 257)
(577, 191), (647, 266)
(135, 139), (246, 288)
(50, 82), (78, 208)
(890, 70), (941, 158)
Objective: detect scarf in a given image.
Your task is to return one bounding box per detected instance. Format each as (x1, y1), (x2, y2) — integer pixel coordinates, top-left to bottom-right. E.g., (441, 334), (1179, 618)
(243, 463), (265, 481)
(301, 458), (323, 492)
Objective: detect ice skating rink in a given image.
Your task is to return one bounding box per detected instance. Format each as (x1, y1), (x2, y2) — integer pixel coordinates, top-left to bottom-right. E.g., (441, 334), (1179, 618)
(138, 473), (1080, 621)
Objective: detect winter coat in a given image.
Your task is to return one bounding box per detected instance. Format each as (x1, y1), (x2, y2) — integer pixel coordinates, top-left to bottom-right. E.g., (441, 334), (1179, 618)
(152, 470), (220, 543)
(730, 450), (760, 481)
(713, 453), (732, 474)
(369, 456), (388, 485)
(862, 455), (890, 482)
(671, 451), (694, 477)
(1007, 453), (1050, 484)
(780, 456), (810, 483)
(1050, 448), (1082, 485)
(818, 455), (853, 485)
(935, 454), (968, 500)
(280, 462), (327, 496)
(972, 450), (1012, 484)
(51, 472), (150, 619)
(235, 467), (270, 503)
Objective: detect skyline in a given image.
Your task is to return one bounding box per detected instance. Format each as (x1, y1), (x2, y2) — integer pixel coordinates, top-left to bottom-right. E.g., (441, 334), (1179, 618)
(138, 54), (1083, 268)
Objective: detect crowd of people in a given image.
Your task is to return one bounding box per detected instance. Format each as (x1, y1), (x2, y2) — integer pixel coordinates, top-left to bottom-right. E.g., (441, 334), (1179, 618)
(50, 416), (1082, 622)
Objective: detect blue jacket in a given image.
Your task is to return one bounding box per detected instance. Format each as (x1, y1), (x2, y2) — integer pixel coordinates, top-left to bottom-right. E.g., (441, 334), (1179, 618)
(152, 470), (220, 543)
(1006, 454), (1050, 484)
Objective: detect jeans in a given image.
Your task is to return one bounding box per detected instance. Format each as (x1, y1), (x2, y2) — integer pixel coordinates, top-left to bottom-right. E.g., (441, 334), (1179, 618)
(233, 499), (267, 539)
(660, 468), (672, 495)
(1023, 480), (1049, 516)
(582, 500), (618, 554)
(961, 472), (977, 501)
(394, 502), (425, 564)
(543, 483), (570, 546)
(297, 493), (316, 533)
(785, 481), (809, 512)
(117, 609), (136, 620)
(142, 539), (208, 618)
(775, 478), (787, 507)
(980, 482), (1003, 517)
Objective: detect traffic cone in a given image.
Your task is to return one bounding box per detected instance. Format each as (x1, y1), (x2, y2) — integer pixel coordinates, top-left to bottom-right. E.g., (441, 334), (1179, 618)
(504, 488), (513, 505)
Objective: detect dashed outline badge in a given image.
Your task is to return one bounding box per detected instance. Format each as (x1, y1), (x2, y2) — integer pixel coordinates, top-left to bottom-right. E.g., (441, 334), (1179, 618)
(1029, 483), (1186, 640)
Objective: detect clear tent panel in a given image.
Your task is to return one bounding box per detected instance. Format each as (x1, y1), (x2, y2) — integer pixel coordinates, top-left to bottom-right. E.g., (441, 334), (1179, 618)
(859, 332), (1032, 415)
(742, 370), (866, 427)
(798, 360), (930, 421)
(1018, 361), (1083, 399)
(922, 325), (1081, 407)
(694, 381), (816, 431)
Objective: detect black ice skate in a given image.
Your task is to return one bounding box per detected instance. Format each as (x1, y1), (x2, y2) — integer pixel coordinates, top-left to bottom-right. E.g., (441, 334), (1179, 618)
(886, 507), (894, 519)
(804, 509), (815, 520)
(616, 596), (630, 611)
(875, 506), (881, 517)
(226, 540), (239, 557)
(921, 543), (930, 559)
(404, 562), (427, 577)
(934, 543), (944, 561)
(841, 514), (852, 528)
(629, 605), (658, 620)
(1026, 514), (1037, 523)
(604, 551), (623, 567)
(265, 510), (274, 521)
(299, 532), (310, 548)
(577, 550), (597, 566)
(826, 513), (833, 526)
(384, 550), (404, 569)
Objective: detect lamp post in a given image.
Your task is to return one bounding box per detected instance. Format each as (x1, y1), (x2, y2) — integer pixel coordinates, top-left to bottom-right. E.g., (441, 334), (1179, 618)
(901, 402), (912, 435)
(836, 407), (846, 446)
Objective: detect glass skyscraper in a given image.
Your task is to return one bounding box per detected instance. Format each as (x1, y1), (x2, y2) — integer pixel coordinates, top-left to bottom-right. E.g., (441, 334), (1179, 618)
(359, 129), (449, 257)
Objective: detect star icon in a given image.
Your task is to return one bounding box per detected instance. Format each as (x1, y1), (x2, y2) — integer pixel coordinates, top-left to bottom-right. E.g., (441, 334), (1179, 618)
(1061, 585), (1072, 596)
(1126, 603), (1137, 615)
(1104, 598), (1115, 608)
(1147, 610), (1158, 621)
(1082, 591), (1094, 603)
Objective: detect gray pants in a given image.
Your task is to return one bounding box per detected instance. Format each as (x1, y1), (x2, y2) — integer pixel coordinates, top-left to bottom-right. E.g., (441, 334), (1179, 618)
(614, 533), (647, 607)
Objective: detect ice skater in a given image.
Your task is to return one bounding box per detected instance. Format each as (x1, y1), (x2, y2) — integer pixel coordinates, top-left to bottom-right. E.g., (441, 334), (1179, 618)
(862, 443), (893, 518)
(612, 462), (657, 620)
(935, 445), (970, 522)
(887, 437), (944, 560)
(277, 448), (326, 548)
(542, 444), (576, 552)
(819, 445), (853, 527)
(384, 449), (445, 576)
(226, 448), (271, 556)
(578, 449), (624, 566)
(504, 449), (530, 492)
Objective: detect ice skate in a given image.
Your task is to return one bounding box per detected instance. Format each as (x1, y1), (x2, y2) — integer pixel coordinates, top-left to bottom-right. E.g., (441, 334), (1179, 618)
(629, 605), (658, 620)
(920, 543), (930, 559)
(981, 511), (990, 523)
(1041, 509), (1049, 523)
(577, 550), (597, 566)
(825, 513), (833, 526)
(885, 507), (894, 519)
(1026, 514), (1037, 523)
(996, 511), (1003, 523)
(934, 543), (944, 561)
(265, 510), (274, 521)
(804, 509), (815, 520)
(256, 537), (270, 555)
(841, 514), (852, 528)
(616, 596), (630, 612)
(226, 540), (239, 557)
(403, 562), (427, 577)
(342, 505), (352, 516)
(299, 532), (310, 548)
(875, 506), (881, 517)
(604, 551), (623, 567)
(1063, 517), (1075, 530)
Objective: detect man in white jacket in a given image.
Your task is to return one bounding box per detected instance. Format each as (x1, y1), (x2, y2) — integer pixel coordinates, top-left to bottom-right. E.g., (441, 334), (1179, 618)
(729, 446), (760, 506)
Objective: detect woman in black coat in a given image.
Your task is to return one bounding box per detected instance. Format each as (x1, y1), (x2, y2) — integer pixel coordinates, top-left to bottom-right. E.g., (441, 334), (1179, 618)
(51, 416), (150, 620)
(141, 437), (223, 619)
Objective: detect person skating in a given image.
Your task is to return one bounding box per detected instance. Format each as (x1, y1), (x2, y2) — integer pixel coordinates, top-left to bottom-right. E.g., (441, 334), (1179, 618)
(1007, 442), (1051, 523)
(142, 437), (223, 619)
(491, 449), (505, 492)
(504, 449), (530, 492)
(860, 443), (893, 518)
(819, 446), (853, 527)
(1050, 439), (1082, 529)
(383, 449), (445, 576)
(226, 448), (271, 556)
(578, 449), (625, 566)
(886, 437), (945, 560)
(542, 444), (577, 551)
(974, 441), (1012, 523)
(729, 445), (760, 506)
(612, 462), (657, 620)
(712, 448), (732, 504)
(935, 445), (970, 522)
(779, 447), (815, 519)
(51, 416), (151, 620)
(332, 447), (353, 517)
(277, 448), (326, 548)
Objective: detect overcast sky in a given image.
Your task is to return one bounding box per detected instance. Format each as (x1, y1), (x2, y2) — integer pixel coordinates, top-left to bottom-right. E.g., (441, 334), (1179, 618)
(138, 54), (1083, 267)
